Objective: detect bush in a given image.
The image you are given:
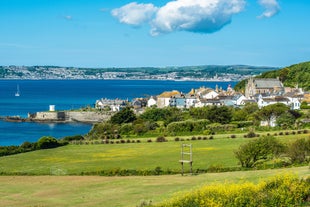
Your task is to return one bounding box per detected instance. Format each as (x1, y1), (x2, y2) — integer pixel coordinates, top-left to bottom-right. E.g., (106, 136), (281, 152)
(156, 136), (167, 142)
(36, 136), (62, 149)
(62, 135), (84, 142)
(246, 131), (257, 138)
(287, 138), (310, 164)
(234, 136), (286, 168)
(154, 174), (310, 207)
(174, 137), (180, 142)
(230, 134), (236, 138)
(167, 119), (210, 135)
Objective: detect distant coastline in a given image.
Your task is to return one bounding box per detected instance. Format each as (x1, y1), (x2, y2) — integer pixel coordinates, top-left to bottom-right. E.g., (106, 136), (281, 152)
(0, 65), (277, 81)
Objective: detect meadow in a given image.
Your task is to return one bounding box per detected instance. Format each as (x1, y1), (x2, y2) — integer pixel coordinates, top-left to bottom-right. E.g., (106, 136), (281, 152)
(0, 132), (309, 206)
(0, 167), (308, 207)
(1, 133), (309, 175)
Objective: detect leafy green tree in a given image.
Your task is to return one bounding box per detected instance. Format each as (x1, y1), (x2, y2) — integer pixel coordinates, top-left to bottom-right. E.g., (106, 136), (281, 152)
(87, 122), (120, 139)
(110, 107), (136, 125)
(163, 107), (184, 126)
(256, 103), (288, 127)
(206, 106), (232, 124)
(276, 113), (296, 129)
(234, 136), (285, 168)
(189, 106), (210, 120)
(232, 108), (248, 121)
(140, 107), (170, 122)
(287, 138), (310, 164)
(37, 136), (60, 149)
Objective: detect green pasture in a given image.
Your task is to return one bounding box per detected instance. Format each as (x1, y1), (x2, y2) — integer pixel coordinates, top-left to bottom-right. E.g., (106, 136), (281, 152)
(0, 133), (309, 175)
(0, 167), (308, 207)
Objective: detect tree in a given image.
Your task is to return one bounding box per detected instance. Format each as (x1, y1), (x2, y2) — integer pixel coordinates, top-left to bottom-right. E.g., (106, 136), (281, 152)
(37, 136), (60, 149)
(189, 106), (210, 119)
(276, 113), (295, 129)
(287, 138), (310, 164)
(110, 107), (136, 125)
(234, 136), (285, 168)
(256, 103), (288, 127)
(206, 106), (232, 124)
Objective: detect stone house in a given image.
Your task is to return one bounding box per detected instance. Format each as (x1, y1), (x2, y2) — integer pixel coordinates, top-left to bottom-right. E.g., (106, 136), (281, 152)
(156, 90), (180, 108)
(245, 78), (284, 98)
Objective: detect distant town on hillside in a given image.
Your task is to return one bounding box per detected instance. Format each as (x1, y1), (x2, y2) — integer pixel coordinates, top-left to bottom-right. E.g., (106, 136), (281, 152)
(0, 65), (278, 81)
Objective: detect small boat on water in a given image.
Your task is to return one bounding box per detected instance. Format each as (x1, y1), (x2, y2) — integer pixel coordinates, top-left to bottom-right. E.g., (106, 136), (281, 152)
(15, 85), (20, 97)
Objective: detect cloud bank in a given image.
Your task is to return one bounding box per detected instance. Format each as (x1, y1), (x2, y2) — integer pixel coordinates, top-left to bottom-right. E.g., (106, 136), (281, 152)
(111, 0), (280, 35)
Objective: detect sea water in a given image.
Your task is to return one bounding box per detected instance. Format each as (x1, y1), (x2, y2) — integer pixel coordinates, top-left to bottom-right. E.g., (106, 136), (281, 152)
(0, 80), (236, 146)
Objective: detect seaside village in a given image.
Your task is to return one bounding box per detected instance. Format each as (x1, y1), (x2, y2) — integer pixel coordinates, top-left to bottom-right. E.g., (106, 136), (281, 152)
(96, 77), (310, 125)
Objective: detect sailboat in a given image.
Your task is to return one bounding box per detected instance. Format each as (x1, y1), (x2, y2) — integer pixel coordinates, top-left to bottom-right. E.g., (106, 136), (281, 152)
(15, 85), (20, 97)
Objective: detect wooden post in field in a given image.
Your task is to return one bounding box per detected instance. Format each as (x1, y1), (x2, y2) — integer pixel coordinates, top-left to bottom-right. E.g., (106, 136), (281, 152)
(179, 144), (193, 176)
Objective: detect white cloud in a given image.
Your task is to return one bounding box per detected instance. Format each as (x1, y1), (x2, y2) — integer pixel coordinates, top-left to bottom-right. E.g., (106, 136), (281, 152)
(258, 0), (280, 18)
(150, 0), (246, 36)
(111, 0), (280, 35)
(111, 2), (158, 26)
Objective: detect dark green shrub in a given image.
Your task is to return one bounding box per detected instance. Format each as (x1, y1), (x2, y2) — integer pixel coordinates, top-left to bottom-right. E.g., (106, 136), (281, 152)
(246, 131), (257, 138)
(62, 135), (84, 142)
(234, 136), (286, 168)
(156, 136), (167, 142)
(287, 138), (310, 164)
(174, 137), (180, 141)
(36, 136), (61, 149)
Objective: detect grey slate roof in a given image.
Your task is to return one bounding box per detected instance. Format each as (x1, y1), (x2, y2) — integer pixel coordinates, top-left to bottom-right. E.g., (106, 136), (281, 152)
(254, 78), (283, 88)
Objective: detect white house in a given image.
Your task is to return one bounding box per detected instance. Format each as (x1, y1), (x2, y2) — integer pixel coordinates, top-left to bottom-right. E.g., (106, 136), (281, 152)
(157, 90), (180, 108)
(147, 96), (157, 107)
(185, 95), (197, 108)
(287, 97), (301, 110)
(198, 89), (219, 99)
(257, 95), (290, 109)
(232, 94), (248, 106)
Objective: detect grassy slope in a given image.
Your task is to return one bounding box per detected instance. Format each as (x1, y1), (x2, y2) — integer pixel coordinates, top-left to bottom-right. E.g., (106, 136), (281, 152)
(0, 133), (309, 175)
(234, 61), (310, 91)
(0, 133), (309, 206)
(0, 167), (308, 207)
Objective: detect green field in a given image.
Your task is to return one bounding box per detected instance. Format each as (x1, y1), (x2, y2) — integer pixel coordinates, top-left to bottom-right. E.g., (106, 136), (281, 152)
(0, 133), (309, 206)
(0, 134), (309, 175)
(0, 167), (308, 207)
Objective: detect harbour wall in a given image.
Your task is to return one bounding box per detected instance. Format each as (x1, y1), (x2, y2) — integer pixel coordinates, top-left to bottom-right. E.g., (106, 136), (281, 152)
(29, 111), (113, 123)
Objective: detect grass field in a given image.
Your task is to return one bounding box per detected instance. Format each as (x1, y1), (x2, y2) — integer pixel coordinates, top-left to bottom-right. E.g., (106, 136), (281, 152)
(0, 133), (309, 175)
(0, 166), (308, 207)
(0, 132), (309, 206)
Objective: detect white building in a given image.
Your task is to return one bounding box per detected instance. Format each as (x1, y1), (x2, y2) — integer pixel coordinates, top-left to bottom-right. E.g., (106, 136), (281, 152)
(147, 96), (157, 107)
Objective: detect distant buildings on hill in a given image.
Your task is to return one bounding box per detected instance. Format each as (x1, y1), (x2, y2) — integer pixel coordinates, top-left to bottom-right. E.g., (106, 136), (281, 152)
(95, 78), (308, 113)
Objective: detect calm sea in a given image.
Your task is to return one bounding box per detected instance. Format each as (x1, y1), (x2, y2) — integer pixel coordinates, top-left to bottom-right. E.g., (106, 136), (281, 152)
(0, 80), (236, 146)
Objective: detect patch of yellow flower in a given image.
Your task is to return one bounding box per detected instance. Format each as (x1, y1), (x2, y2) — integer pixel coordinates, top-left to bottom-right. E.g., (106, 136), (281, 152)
(155, 174), (310, 207)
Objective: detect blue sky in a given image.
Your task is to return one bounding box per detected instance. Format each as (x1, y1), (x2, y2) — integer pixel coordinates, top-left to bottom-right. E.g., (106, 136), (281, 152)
(0, 0), (309, 68)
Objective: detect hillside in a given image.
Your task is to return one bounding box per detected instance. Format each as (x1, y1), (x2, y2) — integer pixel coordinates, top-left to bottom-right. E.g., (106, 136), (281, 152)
(234, 61), (310, 92)
(0, 65), (276, 80)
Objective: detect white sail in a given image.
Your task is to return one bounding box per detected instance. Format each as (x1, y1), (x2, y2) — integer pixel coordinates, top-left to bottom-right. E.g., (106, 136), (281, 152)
(15, 85), (20, 97)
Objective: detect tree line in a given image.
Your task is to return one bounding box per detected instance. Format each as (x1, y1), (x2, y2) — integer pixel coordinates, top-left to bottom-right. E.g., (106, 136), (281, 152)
(87, 103), (309, 139)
